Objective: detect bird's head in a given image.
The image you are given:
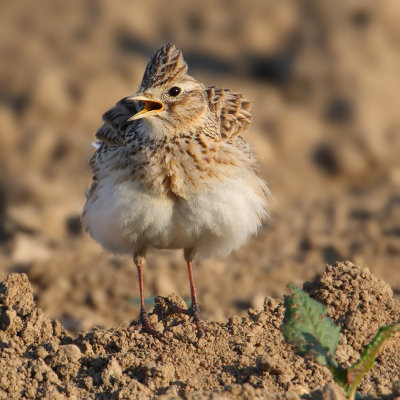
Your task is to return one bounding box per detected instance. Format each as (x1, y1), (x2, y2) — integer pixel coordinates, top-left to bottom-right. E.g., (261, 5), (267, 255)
(126, 43), (208, 135)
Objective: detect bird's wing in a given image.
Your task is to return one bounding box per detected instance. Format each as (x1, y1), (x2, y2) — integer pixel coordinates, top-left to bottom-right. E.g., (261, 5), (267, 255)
(206, 87), (252, 140)
(95, 97), (142, 146)
(88, 97), (141, 179)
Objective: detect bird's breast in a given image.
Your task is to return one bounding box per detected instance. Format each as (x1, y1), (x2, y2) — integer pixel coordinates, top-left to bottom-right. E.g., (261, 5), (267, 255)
(142, 139), (218, 198)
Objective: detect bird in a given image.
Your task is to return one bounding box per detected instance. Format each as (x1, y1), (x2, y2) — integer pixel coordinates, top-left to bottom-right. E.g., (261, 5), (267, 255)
(82, 43), (270, 338)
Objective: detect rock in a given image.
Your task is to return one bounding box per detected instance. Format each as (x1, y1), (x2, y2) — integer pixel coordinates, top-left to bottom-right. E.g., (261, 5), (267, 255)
(322, 383), (347, 400)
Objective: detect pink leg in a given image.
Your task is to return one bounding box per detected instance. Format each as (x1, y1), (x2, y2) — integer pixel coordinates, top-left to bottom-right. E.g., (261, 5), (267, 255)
(168, 258), (205, 337)
(134, 254), (164, 339)
(186, 260), (205, 337)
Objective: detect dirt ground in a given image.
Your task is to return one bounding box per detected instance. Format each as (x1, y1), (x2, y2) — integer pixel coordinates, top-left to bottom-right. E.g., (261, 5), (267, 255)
(1, 0), (400, 398)
(0, 263), (399, 399)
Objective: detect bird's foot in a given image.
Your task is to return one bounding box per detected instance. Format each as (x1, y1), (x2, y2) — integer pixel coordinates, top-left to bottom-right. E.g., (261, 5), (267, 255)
(168, 301), (205, 338)
(138, 309), (165, 340)
(189, 303), (205, 338)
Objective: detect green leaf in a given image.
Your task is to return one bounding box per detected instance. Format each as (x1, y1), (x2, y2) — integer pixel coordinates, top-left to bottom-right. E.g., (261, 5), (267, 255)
(281, 285), (341, 369)
(346, 320), (400, 400)
(281, 286), (400, 400)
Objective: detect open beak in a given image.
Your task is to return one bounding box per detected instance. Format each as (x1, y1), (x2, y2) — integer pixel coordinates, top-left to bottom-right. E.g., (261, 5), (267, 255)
(125, 95), (165, 121)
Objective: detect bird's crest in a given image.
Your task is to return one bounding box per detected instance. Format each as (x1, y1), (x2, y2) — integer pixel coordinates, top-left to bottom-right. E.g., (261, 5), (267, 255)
(140, 43), (188, 90)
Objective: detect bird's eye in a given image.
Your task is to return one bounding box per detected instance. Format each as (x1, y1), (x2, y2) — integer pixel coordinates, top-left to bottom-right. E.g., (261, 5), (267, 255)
(168, 86), (182, 97)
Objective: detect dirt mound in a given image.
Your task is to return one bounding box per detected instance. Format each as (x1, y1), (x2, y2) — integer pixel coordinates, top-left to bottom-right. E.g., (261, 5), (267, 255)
(0, 262), (399, 399)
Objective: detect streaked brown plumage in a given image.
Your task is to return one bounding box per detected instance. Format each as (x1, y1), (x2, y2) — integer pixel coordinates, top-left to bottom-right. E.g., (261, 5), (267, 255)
(82, 43), (270, 338)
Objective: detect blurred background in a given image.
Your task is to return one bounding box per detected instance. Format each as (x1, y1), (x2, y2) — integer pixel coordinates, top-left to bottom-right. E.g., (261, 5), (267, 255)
(0, 0), (399, 334)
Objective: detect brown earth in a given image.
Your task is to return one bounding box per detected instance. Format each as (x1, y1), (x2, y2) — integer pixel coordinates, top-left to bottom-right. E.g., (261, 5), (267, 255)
(1, 0), (400, 398)
(0, 262), (399, 399)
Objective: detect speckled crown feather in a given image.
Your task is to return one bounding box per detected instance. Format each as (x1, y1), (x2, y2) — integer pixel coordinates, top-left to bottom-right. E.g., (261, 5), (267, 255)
(140, 43), (188, 91)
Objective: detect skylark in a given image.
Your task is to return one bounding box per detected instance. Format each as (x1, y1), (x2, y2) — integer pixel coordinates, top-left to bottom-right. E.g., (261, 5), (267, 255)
(82, 43), (270, 338)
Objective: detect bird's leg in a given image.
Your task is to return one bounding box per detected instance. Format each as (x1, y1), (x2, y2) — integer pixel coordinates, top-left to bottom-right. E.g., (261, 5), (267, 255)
(134, 253), (164, 339)
(186, 259), (205, 337)
(168, 252), (205, 337)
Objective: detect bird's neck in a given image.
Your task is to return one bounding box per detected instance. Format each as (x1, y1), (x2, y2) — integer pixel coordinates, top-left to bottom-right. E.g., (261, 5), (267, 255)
(141, 118), (175, 141)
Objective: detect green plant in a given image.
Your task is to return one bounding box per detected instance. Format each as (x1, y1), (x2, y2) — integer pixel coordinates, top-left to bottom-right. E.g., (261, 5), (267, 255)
(281, 285), (400, 400)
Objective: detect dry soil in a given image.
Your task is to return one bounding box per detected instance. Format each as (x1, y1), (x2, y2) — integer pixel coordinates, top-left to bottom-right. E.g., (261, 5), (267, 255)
(0, 262), (399, 399)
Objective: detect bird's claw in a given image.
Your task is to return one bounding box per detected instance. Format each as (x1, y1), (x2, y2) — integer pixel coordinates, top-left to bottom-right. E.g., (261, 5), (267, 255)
(189, 303), (205, 338)
(167, 300), (205, 338)
(139, 309), (165, 340)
